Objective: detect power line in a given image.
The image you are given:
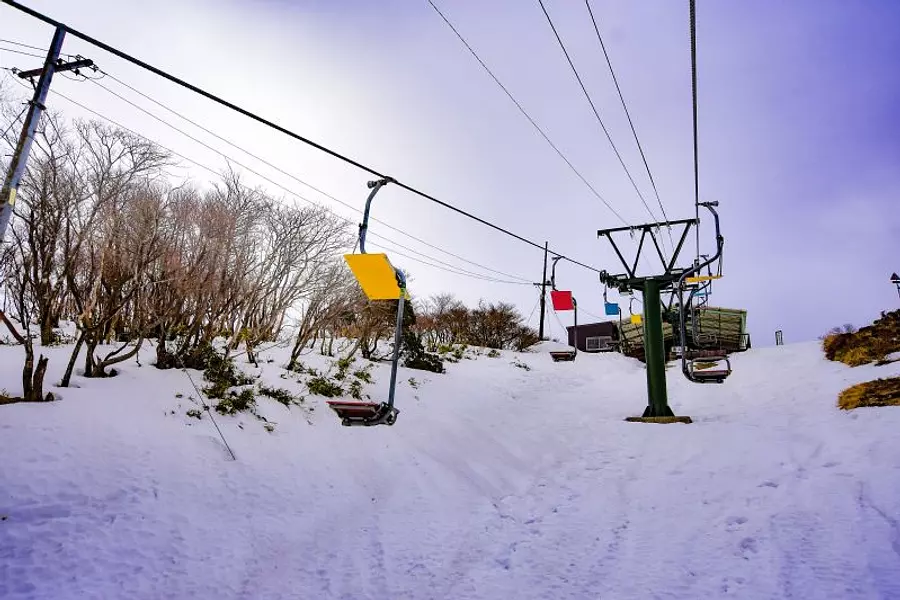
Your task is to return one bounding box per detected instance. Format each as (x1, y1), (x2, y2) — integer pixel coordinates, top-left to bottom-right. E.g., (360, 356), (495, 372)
(584, 0), (674, 246)
(4, 72), (535, 289)
(94, 70), (531, 283)
(0, 37), (70, 55)
(525, 294), (541, 326)
(368, 239), (533, 285)
(0, 45), (45, 60)
(0, 0), (604, 274)
(0, 38), (44, 51)
(82, 76), (533, 285)
(535, 0), (662, 230)
(425, 0), (629, 227)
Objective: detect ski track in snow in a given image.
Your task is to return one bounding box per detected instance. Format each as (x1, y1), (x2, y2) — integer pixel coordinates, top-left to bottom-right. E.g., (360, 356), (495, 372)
(1, 341), (900, 598)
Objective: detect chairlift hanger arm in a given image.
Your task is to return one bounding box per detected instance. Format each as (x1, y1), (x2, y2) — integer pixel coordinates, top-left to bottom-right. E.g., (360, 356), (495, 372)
(358, 177), (394, 254)
(550, 255), (564, 290)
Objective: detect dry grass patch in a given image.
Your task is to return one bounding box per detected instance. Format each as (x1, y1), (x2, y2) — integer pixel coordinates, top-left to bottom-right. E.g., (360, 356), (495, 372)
(838, 377), (900, 410)
(822, 310), (900, 367)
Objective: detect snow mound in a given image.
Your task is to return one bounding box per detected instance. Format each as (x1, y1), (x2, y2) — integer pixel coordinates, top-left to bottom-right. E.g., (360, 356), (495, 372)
(527, 340), (575, 353)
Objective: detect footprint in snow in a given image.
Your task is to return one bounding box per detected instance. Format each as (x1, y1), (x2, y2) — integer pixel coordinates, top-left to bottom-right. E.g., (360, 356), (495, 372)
(725, 516), (747, 531)
(738, 536), (759, 559)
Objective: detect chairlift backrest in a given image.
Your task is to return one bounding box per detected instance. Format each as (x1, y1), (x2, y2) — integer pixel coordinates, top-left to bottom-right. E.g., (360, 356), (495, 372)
(551, 290), (575, 311)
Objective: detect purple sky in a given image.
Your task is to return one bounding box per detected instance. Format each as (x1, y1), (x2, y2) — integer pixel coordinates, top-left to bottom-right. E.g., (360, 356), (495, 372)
(1, 0), (898, 346)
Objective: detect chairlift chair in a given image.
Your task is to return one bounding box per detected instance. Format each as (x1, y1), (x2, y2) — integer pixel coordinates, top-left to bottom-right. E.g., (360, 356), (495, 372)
(685, 353), (732, 383)
(676, 202), (733, 384)
(327, 178), (404, 426)
(549, 259), (578, 362)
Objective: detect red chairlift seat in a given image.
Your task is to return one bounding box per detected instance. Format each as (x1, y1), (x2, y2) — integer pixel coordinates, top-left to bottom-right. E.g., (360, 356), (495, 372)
(326, 400), (399, 427)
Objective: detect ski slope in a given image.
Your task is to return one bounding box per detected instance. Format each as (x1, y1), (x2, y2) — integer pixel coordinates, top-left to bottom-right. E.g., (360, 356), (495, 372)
(2, 341), (900, 599)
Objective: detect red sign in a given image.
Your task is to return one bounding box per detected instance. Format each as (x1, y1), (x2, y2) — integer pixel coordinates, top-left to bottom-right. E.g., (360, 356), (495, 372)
(551, 290), (575, 311)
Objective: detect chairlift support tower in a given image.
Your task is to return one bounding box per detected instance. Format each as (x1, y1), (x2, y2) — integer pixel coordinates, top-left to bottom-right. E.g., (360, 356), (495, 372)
(598, 202), (724, 422)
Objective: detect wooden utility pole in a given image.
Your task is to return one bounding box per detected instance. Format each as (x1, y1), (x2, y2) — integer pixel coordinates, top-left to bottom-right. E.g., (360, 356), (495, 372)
(536, 241), (549, 339)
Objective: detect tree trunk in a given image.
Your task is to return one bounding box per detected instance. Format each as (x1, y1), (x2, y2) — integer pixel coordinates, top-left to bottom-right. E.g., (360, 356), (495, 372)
(40, 313), (54, 346)
(83, 335), (98, 378)
(60, 330), (86, 387)
(0, 311), (26, 345)
(93, 337), (144, 377)
(22, 341), (50, 402)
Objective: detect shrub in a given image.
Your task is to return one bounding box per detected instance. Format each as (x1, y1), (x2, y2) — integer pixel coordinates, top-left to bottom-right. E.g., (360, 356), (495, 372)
(402, 331), (445, 374)
(487, 349), (501, 358)
(186, 408), (203, 419)
(352, 365), (373, 383)
(215, 388), (256, 414)
(307, 376), (343, 398)
(348, 379), (367, 400)
(202, 351), (255, 399)
(334, 356), (355, 381)
(512, 358), (531, 371)
(838, 377), (900, 410)
(258, 385), (297, 407)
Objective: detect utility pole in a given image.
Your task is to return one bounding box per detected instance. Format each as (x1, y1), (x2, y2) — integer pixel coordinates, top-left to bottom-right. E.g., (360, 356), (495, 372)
(0, 26), (94, 244)
(537, 241), (549, 339)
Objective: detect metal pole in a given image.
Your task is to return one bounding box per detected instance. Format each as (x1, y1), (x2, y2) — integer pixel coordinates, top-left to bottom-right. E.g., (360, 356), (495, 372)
(642, 279), (673, 417)
(386, 288), (405, 408)
(572, 298), (578, 354)
(0, 26), (66, 243)
(538, 241), (548, 339)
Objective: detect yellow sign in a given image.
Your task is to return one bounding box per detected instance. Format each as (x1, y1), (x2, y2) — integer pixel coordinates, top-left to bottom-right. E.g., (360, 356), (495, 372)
(630, 314), (642, 325)
(685, 275), (722, 284)
(344, 253), (405, 300)
(8, 187), (16, 206)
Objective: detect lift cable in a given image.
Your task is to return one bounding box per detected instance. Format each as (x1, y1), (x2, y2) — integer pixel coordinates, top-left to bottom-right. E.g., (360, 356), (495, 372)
(0, 0), (605, 274)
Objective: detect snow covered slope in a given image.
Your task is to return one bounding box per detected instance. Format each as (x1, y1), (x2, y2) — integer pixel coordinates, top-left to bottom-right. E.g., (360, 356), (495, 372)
(2, 341), (900, 599)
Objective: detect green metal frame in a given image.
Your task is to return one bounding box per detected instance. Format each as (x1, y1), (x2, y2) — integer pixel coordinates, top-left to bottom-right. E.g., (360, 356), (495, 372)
(598, 202), (725, 417)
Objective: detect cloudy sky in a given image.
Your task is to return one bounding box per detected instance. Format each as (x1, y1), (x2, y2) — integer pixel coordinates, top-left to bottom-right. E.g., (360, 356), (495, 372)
(1, 0), (898, 346)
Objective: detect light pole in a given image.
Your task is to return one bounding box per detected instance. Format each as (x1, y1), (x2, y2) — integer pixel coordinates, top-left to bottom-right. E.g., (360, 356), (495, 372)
(891, 272), (900, 301)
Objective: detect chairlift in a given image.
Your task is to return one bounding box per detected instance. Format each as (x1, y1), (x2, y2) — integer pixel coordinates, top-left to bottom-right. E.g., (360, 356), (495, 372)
(328, 178), (403, 426)
(628, 297), (642, 325)
(676, 202), (731, 384)
(686, 355), (732, 383)
(549, 258), (578, 362)
(602, 286), (620, 316)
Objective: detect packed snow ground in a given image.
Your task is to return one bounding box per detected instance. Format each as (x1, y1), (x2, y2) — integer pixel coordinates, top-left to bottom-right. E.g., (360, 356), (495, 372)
(2, 339), (900, 599)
